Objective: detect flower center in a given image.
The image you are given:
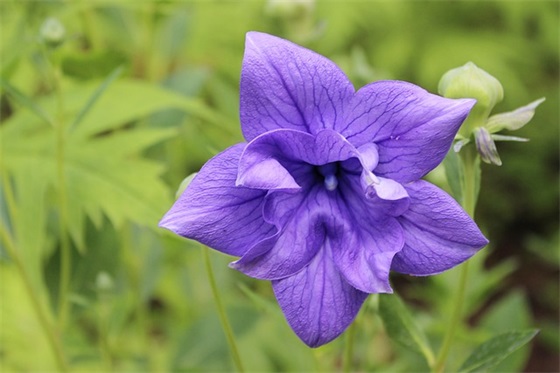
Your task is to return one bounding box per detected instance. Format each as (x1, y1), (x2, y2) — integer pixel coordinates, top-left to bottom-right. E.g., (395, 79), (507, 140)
(317, 163), (339, 191)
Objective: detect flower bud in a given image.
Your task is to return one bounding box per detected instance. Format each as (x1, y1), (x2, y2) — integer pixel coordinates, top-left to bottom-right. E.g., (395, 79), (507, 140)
(95, 271), (114, 291)
(40, 17), (66, 48)
(438, 62), (504, 113)
(474, 127), (502, 166)
(439, 62), (505, 140)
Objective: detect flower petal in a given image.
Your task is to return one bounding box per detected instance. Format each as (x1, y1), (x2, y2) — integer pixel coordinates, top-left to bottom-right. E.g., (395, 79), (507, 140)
(159, 144), (275, 257)
(237, 129), (361, 190)
(331, 178), (405, 293)
(240, 32), (354, 141)
(272, 247), (368, 347)
(341, 80), (475, 183)
(230, 187), (327, 279)
(391, 180), (488, 275)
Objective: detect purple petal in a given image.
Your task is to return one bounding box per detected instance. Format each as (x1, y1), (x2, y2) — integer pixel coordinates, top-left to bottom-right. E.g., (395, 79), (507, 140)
(159, 144), (275, 257)
(237, 129), (360, 190)
(363, 175), (409, 202)
(391, 180), (488, 275)
(240, 32), (354, 141)
(341, 81), (475, 183)
(272, 248), (368, 347)
(230, 187), (326, 279)
(331, 178), (405, 293)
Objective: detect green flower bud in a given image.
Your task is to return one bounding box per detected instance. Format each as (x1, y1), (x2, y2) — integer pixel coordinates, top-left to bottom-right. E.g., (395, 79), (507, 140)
(439, 62), (504, 139)
(439, 62), (504, 112)
(95, 271), (114, 291)
(40, 17), (65, 48)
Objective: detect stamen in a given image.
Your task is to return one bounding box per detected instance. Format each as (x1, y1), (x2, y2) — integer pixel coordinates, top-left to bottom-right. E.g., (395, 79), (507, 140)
(324, 174), (338, 191)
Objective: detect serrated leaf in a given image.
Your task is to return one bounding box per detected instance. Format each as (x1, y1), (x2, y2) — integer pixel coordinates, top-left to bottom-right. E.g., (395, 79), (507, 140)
(2, 78), (234, 140)
(0, 78), (190, 253)
(378, 293), (435, 366)
(458, 330), (539, 372)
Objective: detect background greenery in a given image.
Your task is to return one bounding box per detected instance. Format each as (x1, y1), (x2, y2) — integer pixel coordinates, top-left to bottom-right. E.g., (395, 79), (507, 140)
(1, 0), (558, 372)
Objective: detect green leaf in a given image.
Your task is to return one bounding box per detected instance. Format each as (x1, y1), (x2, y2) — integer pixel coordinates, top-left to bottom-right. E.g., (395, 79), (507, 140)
(70, 80), (233, 139)
(443, 148), (463, 203)
(458, 330), (539, 373)
(486, 97), (545, 132)
(0, 79), (55, 127)
(2, 78), (234, 140)
(68, 65), (124, 132)
(0, 79), (190, 253)
(0, 264), (60, 371)
(478, 291), (533, 372)
(378, 293), (435, 366)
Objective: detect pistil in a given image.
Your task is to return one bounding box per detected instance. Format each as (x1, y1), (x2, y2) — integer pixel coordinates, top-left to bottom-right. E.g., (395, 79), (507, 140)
(324, 174), (338, 191)
(318, 163), (339, 191)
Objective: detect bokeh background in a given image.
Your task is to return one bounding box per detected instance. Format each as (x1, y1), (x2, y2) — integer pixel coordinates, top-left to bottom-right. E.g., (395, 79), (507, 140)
(1, 0), (558, 372)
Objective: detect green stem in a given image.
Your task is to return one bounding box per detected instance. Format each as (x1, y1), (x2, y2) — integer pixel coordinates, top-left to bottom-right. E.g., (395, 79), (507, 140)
(203, 248), (245, 372)
(433, 261), (470, 373)
(51, 61), (72, 330)
(433, 146), (479, 373)
(0, 226), (68, 372)
(121, 223), (153, 371)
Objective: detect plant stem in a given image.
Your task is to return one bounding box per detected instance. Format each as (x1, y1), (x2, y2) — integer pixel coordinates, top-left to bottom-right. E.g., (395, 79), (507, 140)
(51, 61), (72, 330)
(433, 146), (479, 373)
(433, 261), (470, 373)
(203, 247), (245, 372)
(0, 226), (69, 372)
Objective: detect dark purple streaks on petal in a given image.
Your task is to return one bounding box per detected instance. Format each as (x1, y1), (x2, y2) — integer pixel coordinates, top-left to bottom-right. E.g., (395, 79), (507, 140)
(341, 81), (475, 183)
(240, 32), (354, 141)
(272, 248), (368, 347)
(328, 176), (405, 293)
(392, 180), (488, 275)
(159, 144), (275, 257)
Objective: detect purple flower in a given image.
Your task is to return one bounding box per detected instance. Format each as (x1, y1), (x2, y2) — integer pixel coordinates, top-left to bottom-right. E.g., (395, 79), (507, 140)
(160, 32), (488, 347)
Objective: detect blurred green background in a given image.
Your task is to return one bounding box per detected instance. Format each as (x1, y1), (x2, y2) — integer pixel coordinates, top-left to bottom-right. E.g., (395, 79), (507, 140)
(1, 0), (558, 372)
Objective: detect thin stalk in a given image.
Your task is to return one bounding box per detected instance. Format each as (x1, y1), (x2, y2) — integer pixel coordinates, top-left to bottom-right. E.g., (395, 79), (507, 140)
(203, 247), (245, 372)
(51, 61), (72, 329)
(342, 318), (357, 373)
(121, 223), (153, 371)
(433, 261), (470, 373)
(0, 226), (68, 372)
(433, 146), (478, 373)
